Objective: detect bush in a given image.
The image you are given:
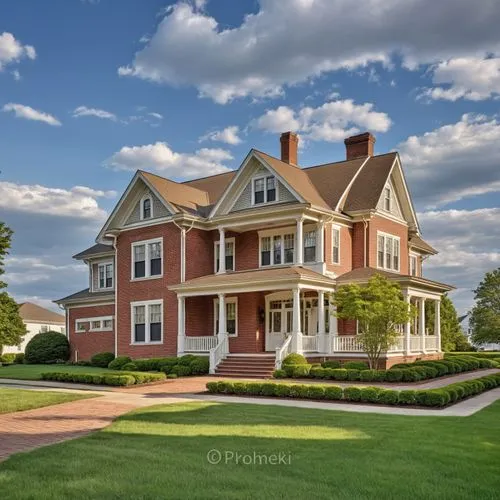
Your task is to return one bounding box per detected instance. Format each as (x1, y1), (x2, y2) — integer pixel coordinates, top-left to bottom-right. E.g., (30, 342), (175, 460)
(344, 386), (362, 402)
(282, 353), (308, 366)
(310, 366), (326, 379)
(41, 371), (135, 386)
(232, 382), (247, 395)
(291, 364), (311, 378)
(289, 384), (309, 398)
(401, 368), (422, 382)
(379, 389), (399, 405)
(360, 370), (386, 382)
(25, 331), (70, 364)
(206, 381), (218, 393)
(178, 354), (197, 366)
(324, 386), (343, 400)
(385, 369), (404, 382)
(478, 359), (498, 369)
(346, 369), (361, 381)
(108, 356), (131, 370)
(419, 390), (451, 407)
(273, 369), (287, 379)
(121, 362), (138, 371)
(275, 384), (291, 397)
(321, 360), (341, 369)
(343, 361), (369, 371)
(170, 364), (191, 377)
(190, 357), (210, 375)
(90, 352), (115, 368)
(307, 385), (326, 399)
(247, 383), (264, 395)
(14, 352), (25, 364)
(166, 373), (178, 379)
(398, 390), (417, 405)
(0, 353), (16, 364)
(329, 369), (348, 381)
(359, 386), (382, 403)
(261, 383), (276, 397)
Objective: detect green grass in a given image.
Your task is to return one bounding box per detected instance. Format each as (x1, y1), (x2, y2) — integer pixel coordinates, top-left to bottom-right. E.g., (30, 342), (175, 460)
(0, 364), (117, 380)
(0, 388), (95, 414)
(1, 401), (499, 499)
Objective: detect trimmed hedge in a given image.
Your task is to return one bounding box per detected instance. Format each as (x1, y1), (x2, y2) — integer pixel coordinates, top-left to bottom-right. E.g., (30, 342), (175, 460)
(206, 373), (500, 407)
(41, 370), (166, 386)
(25, 331), (70, 364)
(127, 355), (210, 377)
(445, 352), (499, 359)
(0, 353), (16, 364)
(90, 352), (115, 368)
(343, 361), (369, 371)
(108, 356), (131, 370)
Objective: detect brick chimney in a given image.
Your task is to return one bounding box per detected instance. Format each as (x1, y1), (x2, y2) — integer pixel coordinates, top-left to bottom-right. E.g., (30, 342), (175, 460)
(344, 132), (375, 160)
(280, 131), (299, 165)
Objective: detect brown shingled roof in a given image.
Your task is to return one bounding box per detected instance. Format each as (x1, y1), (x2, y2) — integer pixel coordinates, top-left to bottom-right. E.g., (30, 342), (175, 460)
(409, 235), (438, 255)
(18, 302), (65, 324)
(183, 171), (236, 205)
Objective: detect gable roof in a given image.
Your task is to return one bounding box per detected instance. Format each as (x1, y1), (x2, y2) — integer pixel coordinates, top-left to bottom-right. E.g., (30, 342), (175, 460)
(18, 302), (65, 324)
(73, 243), (114, 260)
(54, 288), (115, 305)
(409, 235), (438, 255)
(183, 171), (236, 205)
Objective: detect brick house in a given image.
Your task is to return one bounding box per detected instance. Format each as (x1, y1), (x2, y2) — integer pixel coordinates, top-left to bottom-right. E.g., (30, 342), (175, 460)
(56, 131), (453, 374)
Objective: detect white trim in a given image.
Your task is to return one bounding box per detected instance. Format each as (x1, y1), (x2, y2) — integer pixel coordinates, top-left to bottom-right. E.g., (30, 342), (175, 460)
(75, 316), (114, 332)
(392, 155), (420, 233)
(331, 224), (341, 265)
(335, 156), (371, 212)
(65, 301), (115, 309)
(140, 194), (153, 221)
(409, 252), (419, 277)
(376, 231), (401, 272)
(251, 174), (280, 206)
(96, 260), (114, 291)
(213, 297), (238, 337)
(214, 237), (235, 273)
(131, 237), (163, 280)
(130, 299), (164, 345)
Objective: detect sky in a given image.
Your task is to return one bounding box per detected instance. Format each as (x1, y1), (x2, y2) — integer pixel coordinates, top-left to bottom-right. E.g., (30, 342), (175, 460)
(1, 0), (499, 315)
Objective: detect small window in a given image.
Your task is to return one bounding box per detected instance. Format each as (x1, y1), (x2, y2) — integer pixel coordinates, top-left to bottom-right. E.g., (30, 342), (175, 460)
(91, 320), (101, 331)
(304, 231), (316, 263)
(384, 187), (391, 211)
(254, 178), (265, 204)
(284, 234), (294, 263)
(332, 227), (340, 264)
(261, 236), (271, 266)
(40, 325), (49, 333)
(98, 263), (113, 289)
(253, 176), (277, 205)
(142, 197), (152, 219)
(103, 319), (113, 330)
(266, 176), (276, 202)
(132, 239), (162, 279)
(76, 322), (87, 332)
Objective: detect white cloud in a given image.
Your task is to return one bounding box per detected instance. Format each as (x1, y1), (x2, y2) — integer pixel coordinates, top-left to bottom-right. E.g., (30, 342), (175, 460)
(2, 103), (61, 126)
(11, 70), (20, 81)
(419, 57), (500, 101)
(105, 142), (232, 179)
(398, 113), (500, 208)
(148, 112), (163, 120)
(118, 0), (500, 103)
(200, 125), (242, 145)
(419, 208), (500, 314)
(72, 105), (117, 121)
(255, 99), (391, 141)
(0, 181), (113, 219)
(0, 32), (36, 70)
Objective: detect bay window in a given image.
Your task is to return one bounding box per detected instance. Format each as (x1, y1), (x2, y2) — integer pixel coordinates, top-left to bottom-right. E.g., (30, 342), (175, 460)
(253, 175), (277, 205)
(377, 232), (400, 271)
(132, 300), (163, 344)
(132, 238), (163, 279)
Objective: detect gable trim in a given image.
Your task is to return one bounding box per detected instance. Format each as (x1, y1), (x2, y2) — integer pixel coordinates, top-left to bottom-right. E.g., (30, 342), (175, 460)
(391, 155), (420, 233)
(335, 156), (370, 212)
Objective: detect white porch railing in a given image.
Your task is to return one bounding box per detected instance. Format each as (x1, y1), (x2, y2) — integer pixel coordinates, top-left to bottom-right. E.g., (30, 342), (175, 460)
(185, 336), (217, 352)
(332, 335), (364, 352)
(425, 336), (438, 351)
(275, 335), (292, 370)
(209, 336), (228, 374)
(410, 336), (421, 352)
(302, 335), (318, 352)
(388, 336), (405, 353)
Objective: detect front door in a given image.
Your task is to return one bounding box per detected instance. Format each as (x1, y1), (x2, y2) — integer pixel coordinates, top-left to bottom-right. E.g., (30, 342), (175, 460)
(265, 298), (293, 351)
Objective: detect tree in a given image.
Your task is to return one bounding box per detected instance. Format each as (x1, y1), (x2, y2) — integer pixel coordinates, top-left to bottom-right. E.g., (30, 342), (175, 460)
(470, 268), (500, 346)
(332, 274), (415, 369)
(425, 294), (472, 351)
(0, 222), (13, 289)
(0, 292), (26, 354)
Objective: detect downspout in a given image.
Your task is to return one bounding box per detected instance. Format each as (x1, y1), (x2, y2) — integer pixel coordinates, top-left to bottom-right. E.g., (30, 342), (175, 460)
(105, 233), (118, 356)
(172, 219), (195, 283)
(362, 216), (368, 268)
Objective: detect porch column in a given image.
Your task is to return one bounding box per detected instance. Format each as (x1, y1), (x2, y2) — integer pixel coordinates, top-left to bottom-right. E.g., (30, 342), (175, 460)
(218, 293), (226, 341)
(328, 299), (337, 354)
(419, 298), (426, 353)
(296, 217), (303, 266)
(434, 299), (441, 352)
(317, 220), (325, 264)
(403, 292), (411, 355)
(177, 296), (185, 356)
(218, 227), (226, 274)
(292, 287), (302, 352)
(317, 290), (325, 352)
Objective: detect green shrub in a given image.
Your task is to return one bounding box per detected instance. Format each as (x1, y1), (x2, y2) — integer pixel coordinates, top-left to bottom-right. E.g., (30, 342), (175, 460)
(178, 354), (197, 366)
(289, 384), (309, 398)
(307, 385), (326, 399)
(321, 360), (341, 369)
(359, 386), (382, 403)
(324, 386), (343, 400)
(401, 368), (422, 382)
(190, 357), (210, 375)
(346, 369), (361, 381)
(379, 389), (399, 405)
(14, 352), (25, 364)
(108, 356), (131, 370)
(232, 382), (247, 395)
(273, 369), (287, 379)
(217, 381), (235, 394)
(166, 373), (178, 379)
(360, 370), (386, 382)
(121, 372), (166, 384)
(344, 386), (362, 402)
(398, 390), (417, 405)
(25, 331), (70, 364)
(291, 364), (311, 378)
(261, 383), (276, 396)
(206, 381), (218, 393)
(420, 390), (450, 407)
(275, 384), (291, 397)
(121, 362), (138, 371)
(385, 369), (404, 382)
(247, 383), (264, 395)
(41, 371), (136, 386)
(0, 353), (16, 364)
(310, 366), (326, 378)
(343, 361), (369, 371)
(478, 359), (498, 369)
(170, 364), (191, 377)
(90, 352), (115, 368)
(282, 353), (308, 366)
(330, 369), (348, 381)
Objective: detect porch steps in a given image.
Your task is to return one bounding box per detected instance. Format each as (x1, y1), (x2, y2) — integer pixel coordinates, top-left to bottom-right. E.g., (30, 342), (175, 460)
(215, 355), (275, 379)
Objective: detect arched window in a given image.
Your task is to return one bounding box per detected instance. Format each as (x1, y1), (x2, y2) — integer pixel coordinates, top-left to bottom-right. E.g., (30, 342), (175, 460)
(142, 197), (152, 219)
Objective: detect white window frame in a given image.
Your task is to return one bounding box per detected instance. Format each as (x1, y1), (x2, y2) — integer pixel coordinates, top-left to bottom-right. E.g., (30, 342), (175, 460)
(130, 299), (163, 345)
(251, 175), (279, 206)
(75, 316), (114, 333)
(258, 227), (298, 267)
(409, 252), (419, 277)
(213, 297), (238, 337)
(131, 237), (163, 280)
(331, 225), (341, 265)
(383, 185), (391, 212)
(140, 195), (153, 220)
(214, 237), (236, 272)
(97, 261), (114, 290)
(376, 231), (400, 272)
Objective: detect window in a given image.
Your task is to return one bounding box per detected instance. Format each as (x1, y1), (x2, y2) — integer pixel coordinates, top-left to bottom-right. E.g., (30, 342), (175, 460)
(253, 175), (278, 205)
(132, 301), (163, 344)
(91, 320), (101, 330)
(304, 230), (316, 263)
(332, 226), (340, 264)
(40, 325), (49, 333)
(384, 186), (391, 211)
(103, 319), (113, 329)
(214, 298), (238, 336)
(260, 233), (294, 266)
(377, 233), (400, 271)
(132, 238), (163, 279)
(98, 262), (113, 289)
(75, 317), (113, 332)
(215, 239), (235, 272)
(76, 322), (87, 332)
(141, 197), (152, 220)
(410, 254), (418, 276)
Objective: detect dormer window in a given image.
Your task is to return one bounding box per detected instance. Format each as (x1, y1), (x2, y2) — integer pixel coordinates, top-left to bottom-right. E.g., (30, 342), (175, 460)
(141, 197), (152, 220)
(384, 186), (391, 211)
(97, 262), (113, 289)
(253, 175), (277, 205)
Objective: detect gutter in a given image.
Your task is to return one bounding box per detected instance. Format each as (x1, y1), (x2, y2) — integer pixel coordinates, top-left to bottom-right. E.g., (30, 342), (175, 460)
(105, 232), (119, 356)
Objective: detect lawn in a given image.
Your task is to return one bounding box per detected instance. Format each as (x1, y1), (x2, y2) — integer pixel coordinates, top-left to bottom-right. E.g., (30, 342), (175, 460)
(0, 401), (499, 499)
(0, 364), (117, 380)
(0, 388), (95, 414)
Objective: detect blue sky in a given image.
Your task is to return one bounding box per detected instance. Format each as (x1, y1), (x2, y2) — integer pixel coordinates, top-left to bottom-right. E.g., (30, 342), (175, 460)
(1, 0), (499, 315)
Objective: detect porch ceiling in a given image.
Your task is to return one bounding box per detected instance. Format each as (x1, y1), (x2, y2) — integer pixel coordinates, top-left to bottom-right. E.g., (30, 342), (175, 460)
(169, 266), (336, 296)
